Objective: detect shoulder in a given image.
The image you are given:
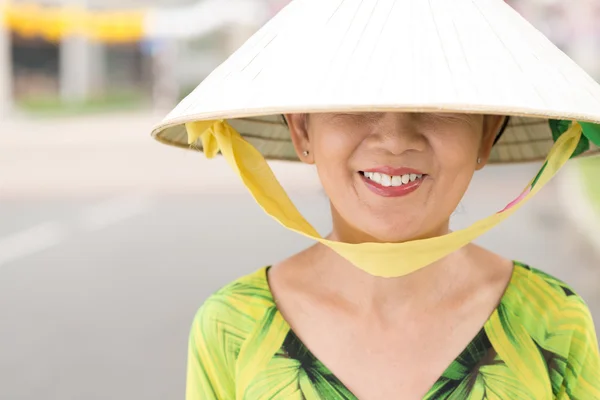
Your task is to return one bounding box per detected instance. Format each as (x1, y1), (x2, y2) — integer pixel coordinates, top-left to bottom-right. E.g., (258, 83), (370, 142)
(502, 263), (600, 397)
(508, 261), (598, 351)
(510, 262), (595, 322)
(512, 262), (592, 309)
(190, 266), (275, 344)
(186, 268), (274, 398)
(518, 263), (600, 398)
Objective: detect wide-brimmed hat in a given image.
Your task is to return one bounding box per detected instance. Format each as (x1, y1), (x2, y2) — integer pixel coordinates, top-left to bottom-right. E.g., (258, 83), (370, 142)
(152, 0), (600, 163)
(150, 0), (600, 278)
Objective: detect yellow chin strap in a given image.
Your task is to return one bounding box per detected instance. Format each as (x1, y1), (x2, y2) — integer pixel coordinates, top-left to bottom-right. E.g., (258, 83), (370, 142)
(187, 119), (582, 278)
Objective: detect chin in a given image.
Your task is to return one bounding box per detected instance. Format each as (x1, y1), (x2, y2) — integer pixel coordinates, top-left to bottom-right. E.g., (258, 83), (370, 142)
(331, 205), (439, 244)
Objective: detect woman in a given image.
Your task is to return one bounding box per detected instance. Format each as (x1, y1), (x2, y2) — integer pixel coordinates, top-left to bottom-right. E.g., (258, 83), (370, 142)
(152, 0), (600, 398)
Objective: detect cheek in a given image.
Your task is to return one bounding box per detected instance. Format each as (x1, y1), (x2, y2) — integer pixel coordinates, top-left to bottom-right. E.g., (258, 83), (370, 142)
(430, 133), (479, 200)
(312, 128), (362, 172)
(311, 129), (366, 208)
(431, 124), (480, 166)
(442, 143), (477, 170)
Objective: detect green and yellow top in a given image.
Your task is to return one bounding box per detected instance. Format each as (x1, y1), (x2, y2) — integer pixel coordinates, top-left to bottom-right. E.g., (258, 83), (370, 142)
(186, 262), (600, 399)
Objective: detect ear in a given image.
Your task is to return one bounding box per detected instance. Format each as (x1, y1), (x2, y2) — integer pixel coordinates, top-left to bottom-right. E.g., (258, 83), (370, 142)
(476, 115), (506, 170)
(284, 113), (314, 164)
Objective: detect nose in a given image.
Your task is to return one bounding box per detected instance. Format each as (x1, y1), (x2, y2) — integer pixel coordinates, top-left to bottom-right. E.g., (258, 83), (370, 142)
(365, 113), (428, 156)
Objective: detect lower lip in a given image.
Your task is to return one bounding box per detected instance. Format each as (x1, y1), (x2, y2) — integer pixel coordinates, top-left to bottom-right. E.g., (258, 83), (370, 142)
(360, 173), (426, 197)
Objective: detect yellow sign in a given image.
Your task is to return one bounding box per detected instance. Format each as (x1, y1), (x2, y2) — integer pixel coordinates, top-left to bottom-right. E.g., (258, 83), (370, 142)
(1, 2), (145, 43)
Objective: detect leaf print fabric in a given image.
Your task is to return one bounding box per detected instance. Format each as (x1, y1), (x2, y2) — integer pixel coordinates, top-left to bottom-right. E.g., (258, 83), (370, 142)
(186, 262), (600, 399)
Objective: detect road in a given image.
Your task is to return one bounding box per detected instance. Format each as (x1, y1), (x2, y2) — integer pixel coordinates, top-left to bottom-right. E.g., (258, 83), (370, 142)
(1, 112), (599, 399)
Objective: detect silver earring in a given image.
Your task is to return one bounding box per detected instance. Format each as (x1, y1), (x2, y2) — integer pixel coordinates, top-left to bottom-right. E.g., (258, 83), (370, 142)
(477, 157), (482, 164)
(302, 150), (309, 157)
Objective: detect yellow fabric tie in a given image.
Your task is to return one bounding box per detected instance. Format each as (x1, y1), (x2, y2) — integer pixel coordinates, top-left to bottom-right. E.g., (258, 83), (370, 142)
(186, 120), (582, 278)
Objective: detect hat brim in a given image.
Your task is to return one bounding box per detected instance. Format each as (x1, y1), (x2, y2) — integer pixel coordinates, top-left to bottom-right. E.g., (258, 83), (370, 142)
(152, 111), (599, 164)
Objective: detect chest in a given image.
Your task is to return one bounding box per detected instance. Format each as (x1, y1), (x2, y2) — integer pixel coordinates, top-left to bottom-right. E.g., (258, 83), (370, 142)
(282, 311), (489, 400)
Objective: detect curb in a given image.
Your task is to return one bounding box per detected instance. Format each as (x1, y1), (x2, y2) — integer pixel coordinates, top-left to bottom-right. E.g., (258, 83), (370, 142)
(558, 163), (600, 258)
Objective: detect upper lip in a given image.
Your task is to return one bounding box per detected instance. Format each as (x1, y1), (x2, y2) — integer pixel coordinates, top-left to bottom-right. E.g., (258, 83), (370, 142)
(361, 166), (426, 176)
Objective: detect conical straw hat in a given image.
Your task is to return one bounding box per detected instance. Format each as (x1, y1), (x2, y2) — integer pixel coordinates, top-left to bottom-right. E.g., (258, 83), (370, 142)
(152, 0), (600, 162)
(150, 0), (600, 278)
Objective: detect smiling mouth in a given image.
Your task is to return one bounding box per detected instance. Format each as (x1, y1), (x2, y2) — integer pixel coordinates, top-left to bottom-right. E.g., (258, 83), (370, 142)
(359, 171), (424, 187)
(358, 171), (427, 197)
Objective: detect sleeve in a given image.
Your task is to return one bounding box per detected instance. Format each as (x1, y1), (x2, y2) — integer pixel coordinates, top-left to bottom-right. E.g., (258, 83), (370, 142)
(563, 298), (600, 399)
(186, 301), (235, 400)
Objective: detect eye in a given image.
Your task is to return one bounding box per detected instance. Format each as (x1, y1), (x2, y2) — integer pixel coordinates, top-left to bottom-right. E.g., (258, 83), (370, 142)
(332, 112), (383, 123)
(419, 113), (477, 125)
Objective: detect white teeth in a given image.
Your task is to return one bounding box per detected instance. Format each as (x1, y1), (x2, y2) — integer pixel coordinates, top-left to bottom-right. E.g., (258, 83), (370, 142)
(380, 174), (391, 187)
(391, 175), (402, 186)
(363, 172), (423, 187)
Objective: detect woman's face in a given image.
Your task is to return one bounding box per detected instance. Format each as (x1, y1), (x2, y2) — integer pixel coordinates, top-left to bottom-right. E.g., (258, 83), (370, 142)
(285, 112), (505, 243)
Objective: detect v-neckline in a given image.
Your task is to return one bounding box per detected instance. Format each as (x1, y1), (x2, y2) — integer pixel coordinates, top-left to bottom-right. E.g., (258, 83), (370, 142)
(283, 326), (493, 399)
(262, 261), (521, 399)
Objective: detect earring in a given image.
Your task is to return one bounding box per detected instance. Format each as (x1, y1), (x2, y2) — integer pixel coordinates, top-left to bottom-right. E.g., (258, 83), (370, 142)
(302, 150), (309, 157)
(477, 157), (482, 164)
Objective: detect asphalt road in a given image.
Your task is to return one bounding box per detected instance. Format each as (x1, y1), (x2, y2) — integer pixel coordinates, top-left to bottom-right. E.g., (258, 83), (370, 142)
(1, 112), (598, 399)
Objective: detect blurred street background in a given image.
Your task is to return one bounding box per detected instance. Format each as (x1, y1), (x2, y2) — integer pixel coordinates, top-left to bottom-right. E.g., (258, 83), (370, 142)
(0, 0), (599, 399)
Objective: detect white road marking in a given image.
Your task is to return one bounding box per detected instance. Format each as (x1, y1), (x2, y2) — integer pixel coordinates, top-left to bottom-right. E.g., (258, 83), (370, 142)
(0, 222), (69, 266)
(0, 194), (155, 266)
(78, 193), (155, 231)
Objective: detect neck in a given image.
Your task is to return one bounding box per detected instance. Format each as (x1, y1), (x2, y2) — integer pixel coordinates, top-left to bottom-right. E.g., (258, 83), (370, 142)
(296, 204), (499, 319)
(309, 240), (473, 314)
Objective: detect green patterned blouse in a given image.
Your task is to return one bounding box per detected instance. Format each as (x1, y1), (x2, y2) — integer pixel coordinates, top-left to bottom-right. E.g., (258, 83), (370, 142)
(186, 262), (600, 399)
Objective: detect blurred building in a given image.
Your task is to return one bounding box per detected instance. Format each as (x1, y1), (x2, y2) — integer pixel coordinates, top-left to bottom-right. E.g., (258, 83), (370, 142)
(0, 0), (276, 114)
